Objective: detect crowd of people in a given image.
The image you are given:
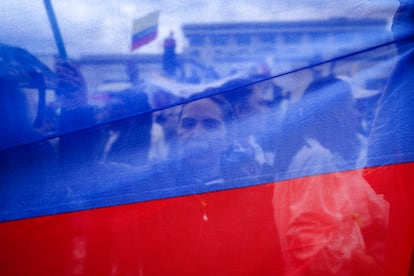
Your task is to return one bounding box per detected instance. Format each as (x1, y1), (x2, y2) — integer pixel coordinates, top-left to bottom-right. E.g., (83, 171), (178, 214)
(1, 1), (413, 274)
(1, 56), (389, 272)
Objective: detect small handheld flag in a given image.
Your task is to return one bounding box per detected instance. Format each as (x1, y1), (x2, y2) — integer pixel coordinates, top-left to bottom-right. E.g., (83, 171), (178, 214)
(131, 11), (159, 51)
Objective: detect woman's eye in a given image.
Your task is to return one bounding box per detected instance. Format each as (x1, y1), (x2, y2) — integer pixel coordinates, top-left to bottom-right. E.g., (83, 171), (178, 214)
(203, 119), (221, 130)
(180, 118), (196, 129)
(259, 100), (274, 107)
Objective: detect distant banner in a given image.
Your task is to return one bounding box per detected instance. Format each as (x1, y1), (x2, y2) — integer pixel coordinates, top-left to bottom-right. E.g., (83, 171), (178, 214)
(131, 11), (159, 50)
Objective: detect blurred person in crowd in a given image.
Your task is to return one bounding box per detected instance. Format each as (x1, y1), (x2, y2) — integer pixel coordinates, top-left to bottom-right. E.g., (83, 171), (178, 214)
(56, 59), (153, 169)
(162, 32), (180, 79)
(366, 0), (414, 166)
(364, 1), (414, 274)
(38, 101), (60, 135)
(223, 76), (284, 182)
(250, 76), (286, 178)
(0, 78), (41, 148)
(149, 89), (182, 162)
(55, 60), (100, 170)
(0, 44), (53, 148)
(174, 93), (233, 185)
(273, 75), (362, 180)
(98, 89), (152, 167)
(139, 92), (235, 187)
(0, 74), (59, 214)
(151, 104), (182, 161)
(287, 76), (362, 175)
(272, 75), (388, 275)
(129, 92), (282, 275)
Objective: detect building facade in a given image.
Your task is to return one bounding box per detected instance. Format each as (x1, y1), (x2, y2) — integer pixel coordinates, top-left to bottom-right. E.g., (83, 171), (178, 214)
(75, 18), (392, 95)
(182, 18), (391, 76)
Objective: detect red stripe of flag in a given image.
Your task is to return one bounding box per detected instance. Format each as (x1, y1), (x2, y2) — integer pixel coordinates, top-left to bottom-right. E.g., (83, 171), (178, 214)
(131, 31), (157, 50)
(1, 163), (413, 275)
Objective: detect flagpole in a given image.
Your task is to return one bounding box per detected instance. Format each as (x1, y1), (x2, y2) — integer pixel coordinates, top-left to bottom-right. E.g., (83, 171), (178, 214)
(43, 0), (67, 59)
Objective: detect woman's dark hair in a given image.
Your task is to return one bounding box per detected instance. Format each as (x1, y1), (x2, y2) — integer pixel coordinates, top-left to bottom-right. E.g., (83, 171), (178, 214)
(299, 75), (353, 139)
(185, 91), (234, 127)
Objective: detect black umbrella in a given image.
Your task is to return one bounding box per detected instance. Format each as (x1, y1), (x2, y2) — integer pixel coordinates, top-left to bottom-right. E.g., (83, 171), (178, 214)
(0, 43), (55, 88)
(0, 43), (56, 127)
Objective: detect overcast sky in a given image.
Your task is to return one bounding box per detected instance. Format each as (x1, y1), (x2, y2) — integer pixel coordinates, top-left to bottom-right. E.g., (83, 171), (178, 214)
(0, 0), (398, 57)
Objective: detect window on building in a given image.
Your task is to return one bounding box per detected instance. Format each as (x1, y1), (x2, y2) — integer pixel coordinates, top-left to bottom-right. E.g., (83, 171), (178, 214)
(335, 32), (355, 43)
(259, 33), (275, 43)
(283, 32), (302, 44)
(214, 49), (223, 56)
(189, 35), (205, 47)
(236, 34), (251, 46)
(310, 32), (327, 42)
(211, 35), (228, 46)
(190, 50), (200, 57)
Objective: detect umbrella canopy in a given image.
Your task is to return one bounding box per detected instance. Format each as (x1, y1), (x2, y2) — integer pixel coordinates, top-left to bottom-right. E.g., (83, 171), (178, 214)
(0, 43), (55, 89)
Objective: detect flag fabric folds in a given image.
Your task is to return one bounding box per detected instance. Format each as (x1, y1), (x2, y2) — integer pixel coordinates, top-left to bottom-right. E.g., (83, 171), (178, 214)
(1, 1), (414, 275)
